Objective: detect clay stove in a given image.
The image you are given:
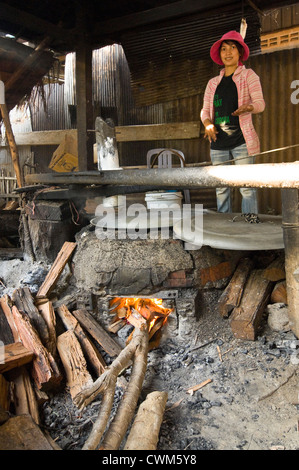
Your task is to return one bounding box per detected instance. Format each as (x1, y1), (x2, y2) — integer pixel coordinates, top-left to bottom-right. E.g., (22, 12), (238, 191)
(71, 225), (212, 342)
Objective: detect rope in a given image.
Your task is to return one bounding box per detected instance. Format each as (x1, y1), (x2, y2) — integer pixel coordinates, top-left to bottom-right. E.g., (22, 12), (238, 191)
(212, 143), (299, 166)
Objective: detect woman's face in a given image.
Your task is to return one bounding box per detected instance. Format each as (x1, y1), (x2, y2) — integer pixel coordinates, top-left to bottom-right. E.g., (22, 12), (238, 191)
(220, 41), (241, 67)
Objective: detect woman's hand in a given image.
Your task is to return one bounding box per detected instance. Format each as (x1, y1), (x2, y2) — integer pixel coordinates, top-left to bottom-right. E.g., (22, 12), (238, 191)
(232, 104), (254, 116)
(204, 123), (218, 143)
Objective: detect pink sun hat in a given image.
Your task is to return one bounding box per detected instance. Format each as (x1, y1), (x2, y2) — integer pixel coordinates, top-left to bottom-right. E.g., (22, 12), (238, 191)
(210, 30), (250, 65)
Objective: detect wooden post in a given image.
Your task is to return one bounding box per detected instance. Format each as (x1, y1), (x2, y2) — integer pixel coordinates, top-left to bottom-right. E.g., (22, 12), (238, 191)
(75, 42), (94, 171)
(0, 103), (23, 187)
(281, 189), (299, 338)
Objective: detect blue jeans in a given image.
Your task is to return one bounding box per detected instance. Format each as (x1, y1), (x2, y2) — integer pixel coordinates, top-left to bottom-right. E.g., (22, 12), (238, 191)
(210, 143), (258, 214)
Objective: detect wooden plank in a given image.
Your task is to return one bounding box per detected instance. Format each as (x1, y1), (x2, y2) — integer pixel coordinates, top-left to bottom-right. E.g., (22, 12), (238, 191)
(56, 304), (106, 376)
(0, 342), (34, 373)
(0, 121), (201, 148)
(230, 270), (273, 341)
(72, 308), (122, 357)
(36, 241), (77, 299)
(114, 121), (201, 142)
(0, 129), (77, 147)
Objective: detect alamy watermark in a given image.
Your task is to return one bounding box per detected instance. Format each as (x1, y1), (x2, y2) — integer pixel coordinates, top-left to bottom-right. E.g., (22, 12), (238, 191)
(94, 196), (204, 249)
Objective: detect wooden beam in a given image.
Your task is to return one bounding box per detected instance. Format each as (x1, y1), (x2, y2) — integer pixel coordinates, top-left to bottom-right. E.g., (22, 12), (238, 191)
(0, 122), (201, 148)
(114, 121), (201, 142)
(76, 42), (94, 171)
(0, 104), (24, 187)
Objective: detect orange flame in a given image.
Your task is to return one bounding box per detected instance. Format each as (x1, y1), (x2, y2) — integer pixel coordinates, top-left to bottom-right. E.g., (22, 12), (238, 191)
(109, 297), (172, 334)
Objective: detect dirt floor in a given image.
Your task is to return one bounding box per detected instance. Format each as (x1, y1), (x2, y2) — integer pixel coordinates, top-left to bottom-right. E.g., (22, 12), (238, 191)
(1, 258), (298, 451)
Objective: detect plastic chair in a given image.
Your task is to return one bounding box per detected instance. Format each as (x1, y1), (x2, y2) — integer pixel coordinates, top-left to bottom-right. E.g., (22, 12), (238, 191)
(146, 148), (190, 203)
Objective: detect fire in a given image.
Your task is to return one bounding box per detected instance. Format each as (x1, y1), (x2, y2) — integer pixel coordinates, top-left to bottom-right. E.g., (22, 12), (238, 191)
(109, 297), (173, 341)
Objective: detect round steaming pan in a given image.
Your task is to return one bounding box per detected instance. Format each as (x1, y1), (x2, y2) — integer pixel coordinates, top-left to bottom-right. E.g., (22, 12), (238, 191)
(173, 211), (284, 251)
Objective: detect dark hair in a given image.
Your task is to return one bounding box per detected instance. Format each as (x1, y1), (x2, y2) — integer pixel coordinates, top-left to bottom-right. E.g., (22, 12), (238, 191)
(220, 40), (244, 60)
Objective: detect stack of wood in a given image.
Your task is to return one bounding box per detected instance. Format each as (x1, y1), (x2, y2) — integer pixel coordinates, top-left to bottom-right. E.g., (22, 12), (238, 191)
(0, 241), (168, 450)
(217, 254), (287, 340)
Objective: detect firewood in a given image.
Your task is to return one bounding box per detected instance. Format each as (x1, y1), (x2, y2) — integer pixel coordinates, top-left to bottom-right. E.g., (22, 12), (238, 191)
(124, 391), (168, 450)
(0, 374), (10, 412)
(0, 295), (20, 342)
(72, 308), (122, 358)
(57, 304), (106, 376)
(57, 330), (93, 403)
(270, 281), (287, 304)
(12, 287), (50, 347)
(263, 255), (285, 282)
(217, 257), (254, 317)
(36, 241), (76, 299)
(36, 300), (57, 356)
(200, 261), (233, 287)
(230, 269), (273, 340)
(11, 306), (62, 390)
(108, 317), (126, 333)
(0, 415), (56, 450)
(76, 324), (149, 450)
(0, 342), (34, 373)
(100, 324), (148, 451)
(9, 367), (40, 424)
(0, 302), (14, 345)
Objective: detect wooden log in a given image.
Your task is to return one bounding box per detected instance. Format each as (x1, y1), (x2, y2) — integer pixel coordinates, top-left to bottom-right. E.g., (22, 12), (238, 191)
(270, 281), (287, 304)
(0, 373), (10, 412)
(56, 304), (106, 376)
(0, 295), (20, 342)
(0, 302), (15, 345)
(36, 241), (77, 299)
(36, 300), (57, 357)
(72, 308), (122, 358)
(124, 391), (168, 450)
(9, 367), (40, 424)
(11, 306), (62, 390)
(12, 287), (50, 347)
(218, 257), (254, 317)
(263, 255), (285, 282)
(230, 269), (273, 340)
(0, 342), (34, 373)
(199, 261), (233, 287)
(0, 415), (55, 450)
(57, 330), (93, 403)
(82, 326), (149, 451)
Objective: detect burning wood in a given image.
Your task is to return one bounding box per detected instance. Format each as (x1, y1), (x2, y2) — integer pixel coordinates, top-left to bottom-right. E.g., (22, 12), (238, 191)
(109, 296), (173, 348)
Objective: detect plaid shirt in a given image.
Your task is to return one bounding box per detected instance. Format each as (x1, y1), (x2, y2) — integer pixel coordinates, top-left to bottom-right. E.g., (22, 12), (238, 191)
(200, 66), (265, 155)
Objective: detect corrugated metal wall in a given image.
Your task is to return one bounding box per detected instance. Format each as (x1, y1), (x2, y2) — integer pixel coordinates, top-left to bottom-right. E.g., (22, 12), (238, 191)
(120, 5), (261, 106)
(244, 48), (299, 214)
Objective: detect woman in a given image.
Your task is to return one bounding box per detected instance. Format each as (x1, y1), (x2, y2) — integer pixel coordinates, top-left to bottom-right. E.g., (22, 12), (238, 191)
(200, 31), (265, 214)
